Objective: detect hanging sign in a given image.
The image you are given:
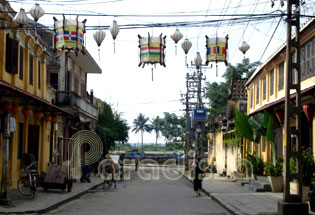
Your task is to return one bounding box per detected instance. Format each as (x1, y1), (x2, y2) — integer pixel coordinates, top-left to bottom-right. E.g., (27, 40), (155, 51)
(205, 35), (229, 66)
(53, 16), (87, 55)
(138, 33), (166, 68)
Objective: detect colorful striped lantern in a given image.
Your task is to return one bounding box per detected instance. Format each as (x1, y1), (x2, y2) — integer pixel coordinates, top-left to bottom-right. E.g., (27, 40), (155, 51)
(53, 16), (87, 55)
(138, 33), (166, 68)
(205, 35), (229, 76)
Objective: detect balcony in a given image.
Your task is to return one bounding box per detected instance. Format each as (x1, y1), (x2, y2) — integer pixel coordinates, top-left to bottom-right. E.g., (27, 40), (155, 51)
(56, 91), (98, 119)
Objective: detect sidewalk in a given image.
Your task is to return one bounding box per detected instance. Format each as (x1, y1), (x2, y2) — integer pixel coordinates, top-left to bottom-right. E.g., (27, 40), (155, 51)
(0, 175), (103, 214)
(183, 171), (314, 215)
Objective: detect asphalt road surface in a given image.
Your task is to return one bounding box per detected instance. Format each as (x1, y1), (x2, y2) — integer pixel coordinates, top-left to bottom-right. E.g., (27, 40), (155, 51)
(47, 166), (230, 215)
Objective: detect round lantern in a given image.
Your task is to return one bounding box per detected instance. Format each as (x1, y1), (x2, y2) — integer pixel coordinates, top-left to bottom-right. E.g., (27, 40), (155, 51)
(22, 108), (33, 117)
(51, 116), (58, 123)
(181, 38), (192, 66)
(13, 8), (29, 27)
(34, 111), (44, 120)
(29, 3), (45, 22)
(110, 20), (119, 53)
(93, 29), (106, 60)
(11, 104), (22, 114)
(170, 28), (183, 55)
(43, 115), (52, 122)
(194, 52), (202, 69)
(1, 102), (12, 112)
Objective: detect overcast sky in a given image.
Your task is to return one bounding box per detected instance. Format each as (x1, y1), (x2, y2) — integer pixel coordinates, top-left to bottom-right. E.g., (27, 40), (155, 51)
(9, 0), (314, 145)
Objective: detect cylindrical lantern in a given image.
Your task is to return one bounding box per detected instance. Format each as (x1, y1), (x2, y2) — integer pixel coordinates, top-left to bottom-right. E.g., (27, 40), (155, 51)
(22, 108), (33, 117)
(34, 111), (44, 120)
(11, 104), (22, 114)
(194, 52), (202, 69)
(53, 16), (87, 55)
(51, 116), (58, 123)
(43, 115), (52, 122)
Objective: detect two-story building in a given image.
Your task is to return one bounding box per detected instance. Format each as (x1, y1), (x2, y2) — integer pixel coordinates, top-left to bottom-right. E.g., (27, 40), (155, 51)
(245, 17), (315, 162)
(0, 1), (71, 187)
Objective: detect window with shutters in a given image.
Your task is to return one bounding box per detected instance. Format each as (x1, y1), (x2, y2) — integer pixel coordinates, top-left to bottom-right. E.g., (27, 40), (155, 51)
(5, 34), (18, 74)
(29, 54), (33, 85)
(278, 62), (284, 91)
(256, 82), (259, 105)
(270, 69), (274, 96)
(38, 60), (41, 89)
(19, 46), (23, 80)
(263, 75), (267, 100)
(250, 88), (253, 108)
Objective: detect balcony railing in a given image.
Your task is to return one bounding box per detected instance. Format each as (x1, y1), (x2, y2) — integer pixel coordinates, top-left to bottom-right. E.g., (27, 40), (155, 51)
(56, 91), (98, 118)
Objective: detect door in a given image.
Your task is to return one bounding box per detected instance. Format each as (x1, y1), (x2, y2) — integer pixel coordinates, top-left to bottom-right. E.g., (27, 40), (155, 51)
(28, 125), (40, 162)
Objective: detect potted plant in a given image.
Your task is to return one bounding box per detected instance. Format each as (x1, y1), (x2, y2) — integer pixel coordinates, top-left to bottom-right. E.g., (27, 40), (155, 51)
(265, 157), (283, 192)
(301, 147), (315, 202)
(244, 152), (265, 179)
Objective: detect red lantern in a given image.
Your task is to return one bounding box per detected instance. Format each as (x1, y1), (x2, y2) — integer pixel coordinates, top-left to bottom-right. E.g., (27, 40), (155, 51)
(1, 102), (12, 112)
(11, 104), (22, 114)
(43, 115), (51, 121)
(34, 111), (44, 119)
(275, 110), (284, 124)
(303, 104), (315, 122)
(51, 116), (58, 123)
(22, 108), (33, 117)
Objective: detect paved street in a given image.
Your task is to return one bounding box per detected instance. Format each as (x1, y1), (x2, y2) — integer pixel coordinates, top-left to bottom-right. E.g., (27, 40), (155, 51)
(46, 167), (229, 215)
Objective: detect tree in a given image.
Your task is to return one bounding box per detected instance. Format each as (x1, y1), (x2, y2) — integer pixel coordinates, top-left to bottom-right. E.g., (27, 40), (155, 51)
(132, 113), (152, 151)
(96, 102), (129, 155)
(151, 116), (163, 148)
(159, 112), (186, 143)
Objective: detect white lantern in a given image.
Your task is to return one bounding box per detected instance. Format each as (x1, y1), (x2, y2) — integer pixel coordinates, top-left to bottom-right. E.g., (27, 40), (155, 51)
(110, 20), (120, 53)
(181, 38), (192, 66)
(93, 29), (106, 60)
(29, 3), (45, 22)
(171, 28), (183, 55)
(239, 41), (250, 55)
(194, 52), (202, 69)
(13, 8), (29, 27)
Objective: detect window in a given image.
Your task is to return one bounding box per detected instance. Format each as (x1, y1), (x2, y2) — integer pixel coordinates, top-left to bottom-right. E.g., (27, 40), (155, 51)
(5, 34), (18, 74)
(301, 37), (315, 81)
(29, 54), (33, 85)
(278, 62), (284, 91)
(17, 123), (23, 159)
(263, 76), (267, 100)
(38, 60), (41, 89)
(270, 69), (274, 96)
(256, 82), (259, 105)
(250, 88), (253, 108)
(19, 46), (23, 80)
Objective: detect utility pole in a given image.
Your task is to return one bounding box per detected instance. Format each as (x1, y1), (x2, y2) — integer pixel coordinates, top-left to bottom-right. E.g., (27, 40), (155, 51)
(278, 0), (308, 214)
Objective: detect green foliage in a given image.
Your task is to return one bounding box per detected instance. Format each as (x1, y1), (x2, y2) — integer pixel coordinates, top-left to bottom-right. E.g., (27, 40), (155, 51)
(265, 157), (283, 176)
(96, 102), (130, 154)
(301, 148), (315, 186)
(234, 107), (254, 141)
(151, 116), (163, 147)
(132, 113), (152, 150)
(159, 113), (185, 143)
(245, 152), (265, 175)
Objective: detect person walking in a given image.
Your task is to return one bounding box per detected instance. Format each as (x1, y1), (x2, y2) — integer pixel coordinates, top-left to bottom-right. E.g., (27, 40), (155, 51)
(119, 153), (125, 181)
(135, 153), (140, 171)
(190, 156), (204, 197)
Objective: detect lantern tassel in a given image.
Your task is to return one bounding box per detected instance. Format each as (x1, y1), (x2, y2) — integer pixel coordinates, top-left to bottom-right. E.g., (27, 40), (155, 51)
(185, 55), (187, 67)
(98, 48), (100, 60)
(216, 63), (218, 77)
(175, 45), (177, 55)
(152, 68), (154, 82)
(113, 41), (116, 54)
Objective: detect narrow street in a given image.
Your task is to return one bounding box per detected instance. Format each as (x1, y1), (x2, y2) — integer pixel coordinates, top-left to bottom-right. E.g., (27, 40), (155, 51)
(47, 167), (229, 215)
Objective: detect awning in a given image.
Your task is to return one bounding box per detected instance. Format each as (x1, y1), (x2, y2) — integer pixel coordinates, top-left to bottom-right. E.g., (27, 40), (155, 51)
(0, 80), (72, 115)
(249, 85), (315, 116)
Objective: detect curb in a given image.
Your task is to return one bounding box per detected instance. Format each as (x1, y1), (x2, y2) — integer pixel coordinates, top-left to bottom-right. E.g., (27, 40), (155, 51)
(0, 182), (103, 215)
(182, 174), (237, 215)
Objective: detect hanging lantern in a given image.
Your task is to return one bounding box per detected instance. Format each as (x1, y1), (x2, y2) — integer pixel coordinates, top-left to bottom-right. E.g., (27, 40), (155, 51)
(43, 115), (51, 122)
(275, 110), (284, 124)
(51, 116), (58, 123)
(181, 38), (192, 66)
(205, 35), (229, 76)
(53, 16), (87, 55)
(22, 108), (33, 117)
(93, 29), (106, 60)
(239, 41), (250, 55)
(1, 102), (12, 112)
(13, 8), (29, 27)
(303, 104), (315, 122)
(11, 104), (22, 114)
(194, 52), (202, 69)
(29, 3), (45, 22)
(34, 111), (44, 120)
(171, 29), (183, 55)
(110, 20), (119, 54)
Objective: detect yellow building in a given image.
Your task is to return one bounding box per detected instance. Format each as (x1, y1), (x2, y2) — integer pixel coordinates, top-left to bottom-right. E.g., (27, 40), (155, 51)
(0, 2), (69, 188)
(245, 17), (315, 162)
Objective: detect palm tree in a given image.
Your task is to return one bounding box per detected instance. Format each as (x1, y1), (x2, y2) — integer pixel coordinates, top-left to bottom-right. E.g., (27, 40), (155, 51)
(151, 116), (162, 149)
(132, 113), (152, 151)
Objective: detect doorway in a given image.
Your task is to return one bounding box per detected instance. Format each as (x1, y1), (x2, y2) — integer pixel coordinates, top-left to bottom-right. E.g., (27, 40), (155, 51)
(27, 125), (40, 162)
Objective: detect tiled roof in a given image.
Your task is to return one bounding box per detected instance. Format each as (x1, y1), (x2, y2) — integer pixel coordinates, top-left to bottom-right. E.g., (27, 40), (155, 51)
(228, 78), (248, 100)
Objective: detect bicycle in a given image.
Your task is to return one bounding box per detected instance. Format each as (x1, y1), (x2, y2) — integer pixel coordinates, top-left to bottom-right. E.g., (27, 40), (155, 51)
(17, 162), (39, 199)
